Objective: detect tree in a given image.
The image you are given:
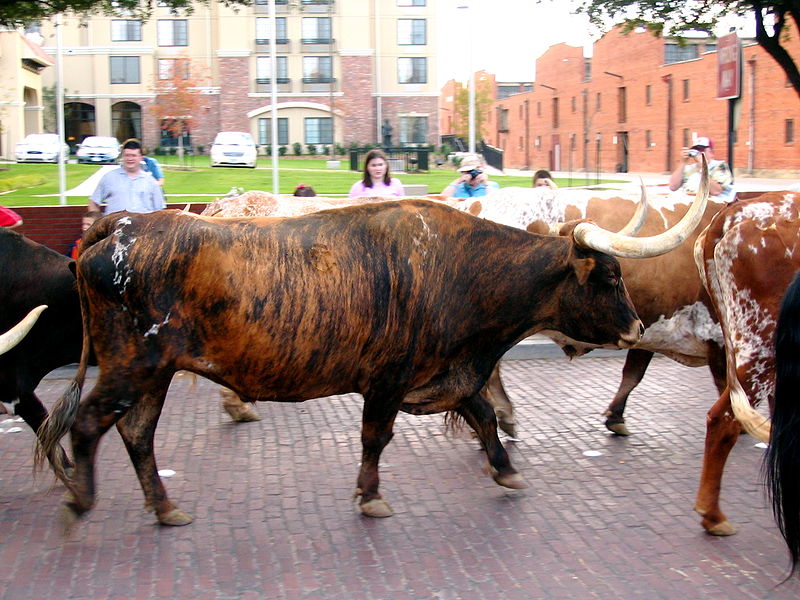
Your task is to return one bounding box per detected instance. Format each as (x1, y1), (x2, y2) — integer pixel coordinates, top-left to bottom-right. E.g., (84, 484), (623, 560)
(575, 0), (800, 99)
(453, 78), (495, 142)
(0, 0), (249, 28)
(150, 56), (206, 165)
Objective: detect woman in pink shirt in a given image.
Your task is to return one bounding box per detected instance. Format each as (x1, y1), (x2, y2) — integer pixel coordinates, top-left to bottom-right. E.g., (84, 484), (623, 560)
(348, 149), (404, 198)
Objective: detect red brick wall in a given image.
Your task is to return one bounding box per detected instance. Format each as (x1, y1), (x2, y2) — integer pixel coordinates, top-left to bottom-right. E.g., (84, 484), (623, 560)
(13, 205), (209, 255)
(484, 24), (800, 176)
(339, 56), (375, 145)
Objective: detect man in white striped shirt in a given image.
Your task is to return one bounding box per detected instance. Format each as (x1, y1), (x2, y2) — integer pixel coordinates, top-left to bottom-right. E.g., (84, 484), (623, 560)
(89, 139), (166, 215)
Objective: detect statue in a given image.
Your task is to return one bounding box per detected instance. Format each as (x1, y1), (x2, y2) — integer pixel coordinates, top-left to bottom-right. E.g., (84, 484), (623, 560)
(381, 119), (393, 147)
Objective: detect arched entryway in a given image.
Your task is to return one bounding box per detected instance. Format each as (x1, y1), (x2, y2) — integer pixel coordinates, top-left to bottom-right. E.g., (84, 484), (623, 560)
(112, 101), (142, 142)
(64, 102), (96, 151)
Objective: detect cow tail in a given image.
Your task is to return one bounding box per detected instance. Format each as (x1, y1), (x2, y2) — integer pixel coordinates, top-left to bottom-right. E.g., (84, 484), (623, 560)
(33, 272), (93, 480)
(766, 271), (800, 577)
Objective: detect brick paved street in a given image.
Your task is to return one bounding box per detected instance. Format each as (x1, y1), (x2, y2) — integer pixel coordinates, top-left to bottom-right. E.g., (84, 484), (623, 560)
(1, 354), (799, 599)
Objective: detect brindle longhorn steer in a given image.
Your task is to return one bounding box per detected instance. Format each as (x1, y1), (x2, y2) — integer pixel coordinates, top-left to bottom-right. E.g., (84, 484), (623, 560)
(37, 194), (706, 528)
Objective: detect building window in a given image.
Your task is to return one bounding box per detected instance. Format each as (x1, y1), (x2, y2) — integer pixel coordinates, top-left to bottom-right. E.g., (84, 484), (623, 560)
(664, 43), (699, 64)
(111, 20), (141, 41)
(645, 84), (652, 105)
(158, 58), (189, 80)
(305, 117), (332, 144)
(399, 116), (428, 144)
(595, 92), (601, 110)
(787, 119), (795, 144)
(645, 130), (652, 149)
(583, 58), (591, 82)
(257, 56), (288, 82)
(397, 0), (425, 5)
(498, 108), (509, 132)
(536, 102), (541, 117)
(682, 79), (690, 101)
(571, 96), (576, 113)
(617, 87), (627, 123)
(303, 56), (332, 82)
(258, 117), (289, 146)
(110, 56), (140, 84)
(256, 17), (287, 43)
(552, 97), (559, 129)
(682, 128), (690, 148)
(302, 17), (331, 43)
(160, 121), (191, 148)
(398, 19), (426, 45)
(158, 19), (188, 46)
(398, 57), (427, 84)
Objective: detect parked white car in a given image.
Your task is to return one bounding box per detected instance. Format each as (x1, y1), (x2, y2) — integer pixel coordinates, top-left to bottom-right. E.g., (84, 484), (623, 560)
(76, 136), (122, 164)
(210, 132), (257, 168)
(15, 133), (69, 163)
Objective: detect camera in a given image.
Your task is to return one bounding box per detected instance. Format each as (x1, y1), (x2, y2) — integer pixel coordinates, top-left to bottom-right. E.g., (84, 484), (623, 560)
(466, 168), (482, 181)
(687, 149), (699, 158)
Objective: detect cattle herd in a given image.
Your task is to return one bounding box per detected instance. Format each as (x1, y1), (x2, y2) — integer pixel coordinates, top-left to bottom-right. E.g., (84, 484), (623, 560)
(3, 161), (800, 577)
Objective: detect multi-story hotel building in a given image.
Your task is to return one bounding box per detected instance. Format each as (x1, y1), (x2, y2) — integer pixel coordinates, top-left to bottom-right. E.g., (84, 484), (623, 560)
(27, 0), (438, 156)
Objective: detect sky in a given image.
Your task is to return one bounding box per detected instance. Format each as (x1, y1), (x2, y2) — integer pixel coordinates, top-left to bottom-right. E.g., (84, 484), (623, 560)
(435, 0), (597, 85)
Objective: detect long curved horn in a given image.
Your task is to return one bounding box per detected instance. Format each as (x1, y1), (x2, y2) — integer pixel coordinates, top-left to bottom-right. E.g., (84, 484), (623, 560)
(573, 155), (709, 259)
(0, 305), (47, 355)
(615, 178), (649, 236)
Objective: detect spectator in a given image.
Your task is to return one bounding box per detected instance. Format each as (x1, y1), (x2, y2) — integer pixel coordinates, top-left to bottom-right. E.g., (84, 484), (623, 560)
(66, 210), (102, 260)
(441, 154), (499, 198)
(89, 139), (166, 214)
(293, 184), (317, 197)
(348, 149), (404, 198)
(669, 136), (734, 202)
(141, 146), (165, 186)
(533, 169), (558, 190)
(0, 206), (22, 229)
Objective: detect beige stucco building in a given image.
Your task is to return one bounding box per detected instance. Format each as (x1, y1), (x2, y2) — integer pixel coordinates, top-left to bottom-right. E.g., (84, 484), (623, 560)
(30, 0), (438, 155)
(0, 29), (54, 159)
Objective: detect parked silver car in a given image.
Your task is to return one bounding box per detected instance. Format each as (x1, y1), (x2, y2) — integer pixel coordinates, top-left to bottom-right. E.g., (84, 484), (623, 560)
(15, 133), (69, 163)
(76, 136), (122, 164)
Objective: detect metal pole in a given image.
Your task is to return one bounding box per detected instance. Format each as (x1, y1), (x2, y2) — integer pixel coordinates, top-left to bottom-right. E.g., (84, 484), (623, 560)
(269, 0), (279, 194)
(468, 56), (476, 153)
(55, 13), (67, 205)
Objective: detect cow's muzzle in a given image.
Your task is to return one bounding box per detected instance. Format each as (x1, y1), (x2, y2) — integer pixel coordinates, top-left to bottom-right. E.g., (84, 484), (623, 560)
(617, 319), (644, 348)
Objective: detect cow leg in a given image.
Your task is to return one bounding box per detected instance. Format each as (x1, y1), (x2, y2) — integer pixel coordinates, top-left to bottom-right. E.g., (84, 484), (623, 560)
(220, 388), (261, 422)
(16, 391), (74, 481)
(483, 364), (517, 438)
(457, 393), (527, 490)
(115, 388), (192, 526)
(603, 349), (654, 436)
(694, 388), (740, 536)
(356, 395), (401, 518)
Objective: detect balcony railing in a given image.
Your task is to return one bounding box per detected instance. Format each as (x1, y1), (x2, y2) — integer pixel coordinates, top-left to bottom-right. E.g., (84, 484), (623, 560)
(255, 38), (290, 46)
(302, 76), (334, 84)
(256, 77), (290, 84)
(300, 0), (334, 13)
(255, 77), (291, 93)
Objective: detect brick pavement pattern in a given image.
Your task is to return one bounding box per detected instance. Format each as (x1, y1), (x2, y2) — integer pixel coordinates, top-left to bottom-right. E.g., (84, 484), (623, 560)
(1, 355), (799, 599)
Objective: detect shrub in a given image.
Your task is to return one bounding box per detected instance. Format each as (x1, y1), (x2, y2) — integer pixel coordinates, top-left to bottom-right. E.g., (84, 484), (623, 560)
(0, 174), (48, 192)
(306, 144), (317, 156)
(334, 143), (346, 156)
(279, 145), (287, 156)
(292, 142), (303, 156)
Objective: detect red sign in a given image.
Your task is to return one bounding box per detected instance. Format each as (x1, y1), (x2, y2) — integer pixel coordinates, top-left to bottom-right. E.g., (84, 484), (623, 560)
(717, 32), (741, 99)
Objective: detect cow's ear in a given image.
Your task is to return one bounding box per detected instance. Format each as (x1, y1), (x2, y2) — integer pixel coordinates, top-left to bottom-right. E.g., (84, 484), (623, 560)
(573, 256), (596, 285)
(68, 260), (77, 278)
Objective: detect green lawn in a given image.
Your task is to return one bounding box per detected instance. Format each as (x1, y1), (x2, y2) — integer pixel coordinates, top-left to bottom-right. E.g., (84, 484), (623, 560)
(0, 159), (616, 207)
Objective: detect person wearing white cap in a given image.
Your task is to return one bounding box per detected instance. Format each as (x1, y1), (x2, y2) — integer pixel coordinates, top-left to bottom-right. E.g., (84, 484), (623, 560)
(668, 136), (735, 202)
(441, 154), (499, 198)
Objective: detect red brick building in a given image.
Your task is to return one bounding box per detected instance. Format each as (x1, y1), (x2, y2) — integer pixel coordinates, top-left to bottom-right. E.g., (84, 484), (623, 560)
(447, 24), (799, 177)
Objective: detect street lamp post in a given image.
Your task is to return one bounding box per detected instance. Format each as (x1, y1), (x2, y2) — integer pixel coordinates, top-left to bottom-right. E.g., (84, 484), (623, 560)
(457, 4), (475, 153)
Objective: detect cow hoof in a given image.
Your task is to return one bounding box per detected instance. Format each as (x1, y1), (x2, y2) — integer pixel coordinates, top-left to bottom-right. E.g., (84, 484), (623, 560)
(158, 508), (194, 526)
(221, 400), (262, 422)
(359, 498), (393, 518)
(705, 520), (737, 536)
(494, 472), (527, 489)
(498, 419), (517, 439)
(605, 421), (630, 436)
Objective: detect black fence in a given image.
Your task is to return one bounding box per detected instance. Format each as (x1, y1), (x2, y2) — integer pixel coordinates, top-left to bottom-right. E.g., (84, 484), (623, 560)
(349, 147), (429, 172)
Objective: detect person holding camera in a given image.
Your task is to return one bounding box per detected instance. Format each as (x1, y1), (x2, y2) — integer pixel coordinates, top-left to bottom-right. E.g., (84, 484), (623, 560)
(668, 136), (734, 202)
(441, 154), (499, 198)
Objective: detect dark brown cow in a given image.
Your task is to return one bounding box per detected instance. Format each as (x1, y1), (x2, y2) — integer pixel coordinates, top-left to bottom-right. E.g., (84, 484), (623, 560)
(35, 197), (702, 528)
(0, 228), (86, 480)
(460, 184), (729, 436)
(693, 191), (800, 538)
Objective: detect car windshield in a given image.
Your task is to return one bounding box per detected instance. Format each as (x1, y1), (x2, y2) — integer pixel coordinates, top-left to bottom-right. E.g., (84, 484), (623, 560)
(83, 138), (115, 147)
(24, 134), (58, 144)
(214, 133), (252, 146)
